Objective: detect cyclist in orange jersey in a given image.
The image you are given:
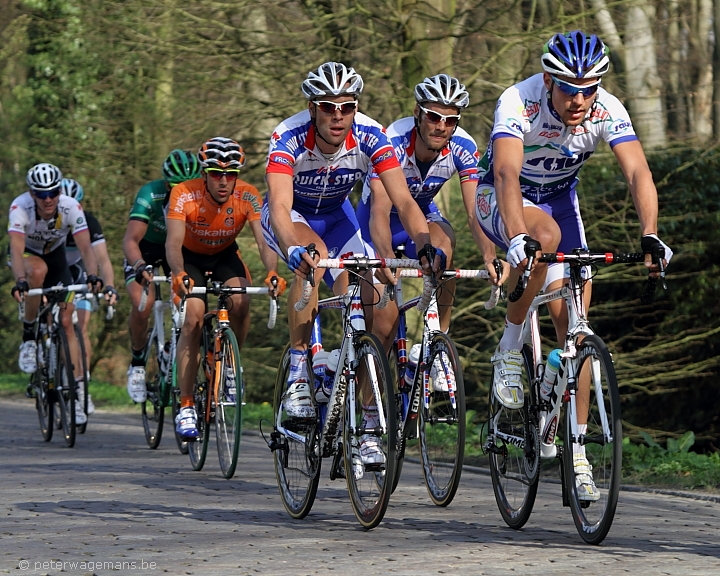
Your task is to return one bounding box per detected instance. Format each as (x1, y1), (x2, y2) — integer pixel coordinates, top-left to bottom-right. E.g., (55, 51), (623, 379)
(166, 137), (286, 440)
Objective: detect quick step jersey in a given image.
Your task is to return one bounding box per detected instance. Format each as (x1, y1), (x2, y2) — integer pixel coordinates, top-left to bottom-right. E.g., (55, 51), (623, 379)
(478, 73), (638, 203)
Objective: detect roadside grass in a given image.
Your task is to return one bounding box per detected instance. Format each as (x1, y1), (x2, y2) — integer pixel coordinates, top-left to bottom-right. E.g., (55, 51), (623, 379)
(3, 374), (718, 491)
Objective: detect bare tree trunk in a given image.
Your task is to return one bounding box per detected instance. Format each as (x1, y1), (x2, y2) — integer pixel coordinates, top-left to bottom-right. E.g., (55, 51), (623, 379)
(714, 0), (720, 138)
(624, 0), (667, 148)
(154, 1), (175, 162)
(690, 0), (713, 142)
(667, 0), (687, 137)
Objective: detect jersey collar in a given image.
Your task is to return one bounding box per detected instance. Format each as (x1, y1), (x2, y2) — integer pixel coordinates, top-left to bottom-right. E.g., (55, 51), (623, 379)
(305, 124), (358, 156)
(408, 128), (450, 163)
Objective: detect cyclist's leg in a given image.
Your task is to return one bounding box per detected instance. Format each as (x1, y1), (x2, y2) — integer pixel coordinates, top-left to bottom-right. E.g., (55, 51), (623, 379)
(426, 205), (456, 333)
(212, 247), (252, 348)
(15, 252), (48, 374)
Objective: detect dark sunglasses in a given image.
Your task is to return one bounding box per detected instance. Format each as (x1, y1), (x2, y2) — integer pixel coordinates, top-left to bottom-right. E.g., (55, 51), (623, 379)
(33, 188), (61, 199)
(206, 169), (240, 180)
(314, 100), (359, 115)
(552, 75), (600, 98)
(418, 104), (461, 127)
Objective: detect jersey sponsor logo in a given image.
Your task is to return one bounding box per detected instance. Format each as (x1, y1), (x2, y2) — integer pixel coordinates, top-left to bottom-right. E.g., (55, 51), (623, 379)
(356, 129), (379, 149)
(241, 191), (262, 213)
(505, 118), (523, 134)
(542, 122), (562, 130)
(526, 149), (594, 171)
(76, 217), (84, 224)
(294, 171), (364, 187)
(610, 119), (632, 134)
(224, 217), (234, 227)
(589, 105), (611, 123)
(522, 99), (541, 123)
(270, 153), (293, 166)
(374, 149), (393, 163)
(186, 225), (236, 238)
(226, 207), (233, 214)
(10, 204), (18, 212)
(476, 190), (492, 220)
(571, 125), (589, 135)
(539, 130), (560, 138)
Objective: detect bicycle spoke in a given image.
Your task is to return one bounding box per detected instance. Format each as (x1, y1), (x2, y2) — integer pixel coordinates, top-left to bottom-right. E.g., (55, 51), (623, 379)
(215, 329), (242, 479)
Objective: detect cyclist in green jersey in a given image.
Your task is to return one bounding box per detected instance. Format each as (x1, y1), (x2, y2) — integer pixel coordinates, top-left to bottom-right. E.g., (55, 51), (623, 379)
(122, 149), (202, 402)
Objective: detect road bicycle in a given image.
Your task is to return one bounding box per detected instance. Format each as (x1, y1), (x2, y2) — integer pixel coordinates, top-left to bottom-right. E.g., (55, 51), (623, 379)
(268, 251), (417, 529)
(180, 279), (277, 479)
(383, 258), (501, 506)
(485, 245), (666, 544)
(135, 271), (186, 452)
(22, 284), (90, 447)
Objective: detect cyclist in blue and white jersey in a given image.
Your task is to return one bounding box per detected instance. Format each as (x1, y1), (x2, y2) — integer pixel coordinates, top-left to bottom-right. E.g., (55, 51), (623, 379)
(263, 62), (443, 464)
(476, 31), (672, 501)
(357, 74), (504, 362)
(62, 178), (118, 415)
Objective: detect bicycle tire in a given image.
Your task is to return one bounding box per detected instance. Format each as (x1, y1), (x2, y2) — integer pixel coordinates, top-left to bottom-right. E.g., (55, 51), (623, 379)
(74, 326), (89, 435)
(563, 335), (622, 545)
(54, 329), (77, 448)
(33, 333), (53, 442)
(273, 344), (321, 519)
(488, 344), (539, 529)
(215, 328), (243, 479)
(419, 332), (466, 507)
(141, 334), (164, 449)
(344, 332), (396, 529)
(188, 331), (210, 471)
(170, 359), (189, 455)
(387, 345), (406, 494)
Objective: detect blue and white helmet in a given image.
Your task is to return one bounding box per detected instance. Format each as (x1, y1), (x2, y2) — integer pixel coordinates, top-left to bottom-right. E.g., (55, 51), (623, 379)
(26, 163), (63, 193)
(541, 31), (610, 79)
(301, 62), (364, 99)
(60, 178), (84, 202)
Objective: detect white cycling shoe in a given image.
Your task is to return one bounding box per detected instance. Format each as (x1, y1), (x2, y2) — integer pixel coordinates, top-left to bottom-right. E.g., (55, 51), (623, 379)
(574, 454), (601, 502)
(126, 365), (147, 403)
(491, 347), (524, 409)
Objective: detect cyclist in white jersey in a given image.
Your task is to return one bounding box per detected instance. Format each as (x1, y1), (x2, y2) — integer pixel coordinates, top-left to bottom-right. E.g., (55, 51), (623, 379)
(357, 74), (505, 358)
(475, 31), (672, 501)
(8, 164), (102, 425)
(263, 62), (442, 464)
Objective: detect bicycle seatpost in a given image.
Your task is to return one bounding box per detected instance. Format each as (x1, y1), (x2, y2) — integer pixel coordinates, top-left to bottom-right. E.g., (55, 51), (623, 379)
(508, 238), (542, 303)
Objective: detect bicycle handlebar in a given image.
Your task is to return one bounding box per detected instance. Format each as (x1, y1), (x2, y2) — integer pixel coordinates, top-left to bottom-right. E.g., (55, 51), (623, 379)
(178, 285), (277, 329)
(508, 239), (542, 302)
(138, 273), (171, 312)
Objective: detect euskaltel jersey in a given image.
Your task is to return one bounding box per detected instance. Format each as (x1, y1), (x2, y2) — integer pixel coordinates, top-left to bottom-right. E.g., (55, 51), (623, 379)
(8, 192), (88, 255)
(166, 177), (262, 255)
(266, 109), (400, 215)
(478, 73), (638, 203)
(361, 116), (480, 211)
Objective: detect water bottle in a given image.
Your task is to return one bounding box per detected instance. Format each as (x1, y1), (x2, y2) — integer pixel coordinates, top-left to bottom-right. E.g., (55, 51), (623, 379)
(315, 349), (340, 403)
(405, 344), (421, 388)
(540, 349), (562, 401)
(160, 341), (171, 375)
(312, 349), (329, 395)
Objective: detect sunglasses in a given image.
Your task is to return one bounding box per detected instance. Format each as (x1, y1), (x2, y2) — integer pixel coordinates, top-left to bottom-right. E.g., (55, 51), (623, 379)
(551, 75), (601, 98)
(205, 169), (240, 180)
(314, 100), (359, 115)
(33, 188), (61, 199)
(418, 105), (461, 127)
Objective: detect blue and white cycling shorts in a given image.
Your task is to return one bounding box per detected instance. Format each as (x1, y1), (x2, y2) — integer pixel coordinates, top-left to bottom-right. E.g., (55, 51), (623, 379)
(475, 183), (588, 288)
(356, 199), (450, 258)
(261, 198), (369, 289)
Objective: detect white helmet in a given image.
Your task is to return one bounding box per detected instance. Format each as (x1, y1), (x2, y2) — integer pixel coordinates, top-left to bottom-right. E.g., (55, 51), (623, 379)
(26, 163), (63, 193)
(301, 62), (364, 100)
(414, 74), (470, 109)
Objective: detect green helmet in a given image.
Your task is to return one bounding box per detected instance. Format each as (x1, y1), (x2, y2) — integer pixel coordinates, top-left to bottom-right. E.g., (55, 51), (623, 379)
(162, 149), (202, 185)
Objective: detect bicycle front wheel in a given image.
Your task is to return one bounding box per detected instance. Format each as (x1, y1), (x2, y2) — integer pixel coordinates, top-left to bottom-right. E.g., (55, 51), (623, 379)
(74, 326), (89, 435)
(419, 332), (466, 507)
(33, 338), (53, 442)
(188, 334), (210, 471)
(142, 332), (165, 449)
(54, 330), (77, 448)
(215, 328), (243, 479)
(273, 345), (321, 519)
(487, 344), (539, 529)
(344, 333), (396, 529)
(563, 335), (622, 545)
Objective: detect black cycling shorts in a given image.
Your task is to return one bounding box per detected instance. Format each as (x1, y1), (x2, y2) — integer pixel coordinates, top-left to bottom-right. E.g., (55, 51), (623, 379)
(183, 243), (250, 301)
(123, 238), (169, 284)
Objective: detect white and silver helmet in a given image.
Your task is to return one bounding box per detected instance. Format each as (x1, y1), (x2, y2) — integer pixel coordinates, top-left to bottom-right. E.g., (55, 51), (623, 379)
(26, 163), (63, 193)
(414, 74), (470, 109)
(301, 62), (364, 100)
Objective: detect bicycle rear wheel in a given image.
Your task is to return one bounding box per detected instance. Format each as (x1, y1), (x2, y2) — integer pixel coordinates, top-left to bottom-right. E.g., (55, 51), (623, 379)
(273, 345), (321, 519)
(344, 333), (396, 529)
(563, 335), (621, 545)
(487, 344), (539, 529)
(387, 345), (406, 494)
(54, 330), (77, 448)
(419, 332), (466, 507)
(188, 334), (210, 471)
(74, 326), (89, 435)
(141, 335), (164, 449)
(215, 328), (243, 479)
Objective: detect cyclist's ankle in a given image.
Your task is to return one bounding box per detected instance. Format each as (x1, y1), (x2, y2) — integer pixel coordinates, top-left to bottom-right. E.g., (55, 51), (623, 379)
(180, 397), (194, 409)
(22, 321), (35, 341)
(287, 348), (308, 384)
(130, 348), (145, 367)
(498, 317), (523, 351)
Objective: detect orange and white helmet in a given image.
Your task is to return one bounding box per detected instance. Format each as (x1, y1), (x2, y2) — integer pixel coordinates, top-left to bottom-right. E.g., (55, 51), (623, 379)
(198, 137), (246, 170)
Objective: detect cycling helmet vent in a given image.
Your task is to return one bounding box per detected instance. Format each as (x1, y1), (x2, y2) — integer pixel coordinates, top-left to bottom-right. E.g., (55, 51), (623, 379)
(163, 149), (202, 184)
(60, 178), (84, 201)
(198, 137), (246, 170)
(301, 62), (364, 99)
(414, 74), (470, 109)
(26, 163), (63, 193)
(541, 30), (610, 78)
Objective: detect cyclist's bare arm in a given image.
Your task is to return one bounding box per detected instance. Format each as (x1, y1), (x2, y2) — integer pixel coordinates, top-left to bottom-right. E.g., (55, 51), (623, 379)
(165, 219), (188, 293)
(493, 136), (527, 240)
(612, 140), (659, 236)
(368, 178), (396, 285)
(266, 172), (316, 275)
(74, 229), (99, 285)
(93, 240), (117, 304)
(9, 232), (28, 300)
(460, 179), (508, 285)
(122, 220), (153, 280)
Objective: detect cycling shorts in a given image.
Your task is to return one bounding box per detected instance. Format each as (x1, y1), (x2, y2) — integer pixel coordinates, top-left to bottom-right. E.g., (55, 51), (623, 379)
(261, 198), (368, 289)
(6, 245), (74, 291)
(182, 243), (250, 302)
(123, 238), (169, 285)
(475, 183), (588, 288)
(356, 199), (449, 258)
